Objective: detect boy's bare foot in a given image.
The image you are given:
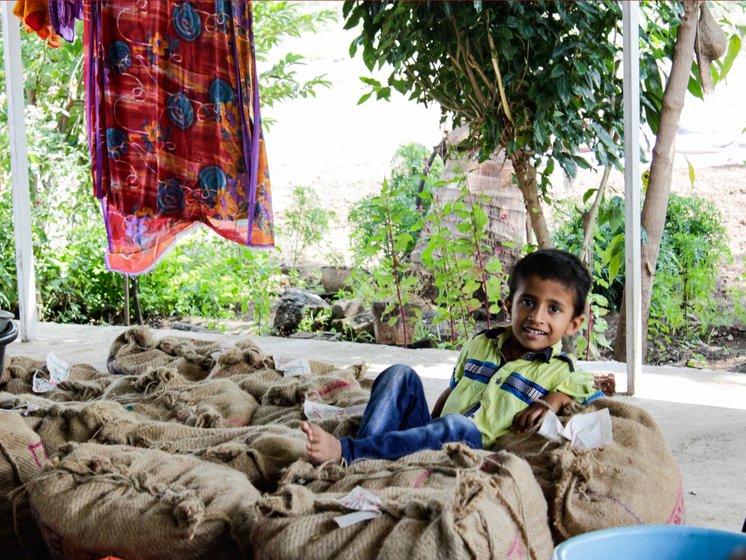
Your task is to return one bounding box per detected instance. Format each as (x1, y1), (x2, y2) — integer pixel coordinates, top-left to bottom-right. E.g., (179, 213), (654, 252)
(300, 421), (343, 465)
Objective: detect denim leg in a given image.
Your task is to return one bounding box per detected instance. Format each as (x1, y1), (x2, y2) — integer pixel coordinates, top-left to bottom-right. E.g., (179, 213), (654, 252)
(340, 414), (483, 463)
(355, 364), (432, 439)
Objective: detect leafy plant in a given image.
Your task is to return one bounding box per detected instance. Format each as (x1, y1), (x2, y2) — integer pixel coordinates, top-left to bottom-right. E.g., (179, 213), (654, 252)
(555, 192), (731, 360)
(278, 185), (336, 266)
(420, 177), (508, 348)
(349, 142), (442, 263)
(254, 2), (336, 123)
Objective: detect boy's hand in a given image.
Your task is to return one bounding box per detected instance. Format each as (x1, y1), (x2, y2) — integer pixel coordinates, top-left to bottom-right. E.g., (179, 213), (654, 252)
(512, 402), (550, 432)
(511, 391), (573, 432)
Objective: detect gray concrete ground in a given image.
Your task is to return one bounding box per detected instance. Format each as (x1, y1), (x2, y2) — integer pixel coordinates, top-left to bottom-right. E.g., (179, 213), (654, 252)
(4, 322), (745, 532)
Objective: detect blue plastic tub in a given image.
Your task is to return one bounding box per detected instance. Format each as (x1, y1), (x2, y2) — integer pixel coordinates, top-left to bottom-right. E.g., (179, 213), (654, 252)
(553, 525), (746, 560)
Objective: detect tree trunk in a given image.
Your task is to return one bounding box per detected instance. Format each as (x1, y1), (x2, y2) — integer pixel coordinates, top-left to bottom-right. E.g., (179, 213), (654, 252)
(613, 0), (702, 361)
(510, 152), (553, 249)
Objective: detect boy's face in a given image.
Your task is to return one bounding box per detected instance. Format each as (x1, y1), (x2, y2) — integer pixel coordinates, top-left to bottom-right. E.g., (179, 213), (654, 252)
(506, 274), (585, 355)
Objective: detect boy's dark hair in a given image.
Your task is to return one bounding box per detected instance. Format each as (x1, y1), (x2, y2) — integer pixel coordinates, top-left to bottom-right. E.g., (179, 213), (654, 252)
(508, 249), (591, 317)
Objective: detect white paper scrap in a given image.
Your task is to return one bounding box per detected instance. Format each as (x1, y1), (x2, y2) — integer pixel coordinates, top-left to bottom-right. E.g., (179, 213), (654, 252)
(334, 510), (380, 528)
(46, 351), (71, 384)
(276, 358), (312, 377)
(32, 372), (57, 394)
(333, 486), (383, 527)
(538, 408), (613, 450)
(303, 400), (366, 420)
(0, 402), (40, 416)
(208, 341), (240, 376)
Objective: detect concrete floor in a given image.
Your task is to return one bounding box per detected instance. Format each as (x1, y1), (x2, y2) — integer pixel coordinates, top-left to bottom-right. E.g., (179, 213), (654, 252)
(4, 322), (746, 532)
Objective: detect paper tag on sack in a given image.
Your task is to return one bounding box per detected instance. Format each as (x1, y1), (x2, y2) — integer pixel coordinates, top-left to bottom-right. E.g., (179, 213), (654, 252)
(46, 351), (70, 384)
(32, 372), (57, 393)
(334, 486), (383, 527)
(0, 401), (41, 416)
(538, 408), (613, 450)
(276, 357), (312, 377)
(208, 340), (239, 376)
(303, 400), (367, 420)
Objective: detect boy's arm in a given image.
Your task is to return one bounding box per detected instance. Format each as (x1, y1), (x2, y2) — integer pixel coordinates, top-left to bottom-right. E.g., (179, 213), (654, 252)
(511, 391), (573, 432)
(431, 387), (453, 419)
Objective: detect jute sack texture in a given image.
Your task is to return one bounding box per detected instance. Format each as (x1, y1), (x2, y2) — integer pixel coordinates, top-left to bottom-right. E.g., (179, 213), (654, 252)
(26, 442), (261, 560)
(0, 412), (48, 559)
(249, 444), (553, 560)
(108, 326), (219, 380)
(248, 369), (370, 437)
(496, 398), (685, 542)
(279, 443), (496, 493)
(98, 366), (260, 427)
(34, 401), (143, 455)
(94, 419), (307, 492)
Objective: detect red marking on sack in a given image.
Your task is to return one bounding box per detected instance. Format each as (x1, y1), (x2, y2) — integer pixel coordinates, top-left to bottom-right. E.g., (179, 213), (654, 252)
(506, 531), (526, 559)
(309, 379), (353, 399)
(667, 482), (686, 525)
(27, 441), (46, 469)
(412, 469), (432, 488)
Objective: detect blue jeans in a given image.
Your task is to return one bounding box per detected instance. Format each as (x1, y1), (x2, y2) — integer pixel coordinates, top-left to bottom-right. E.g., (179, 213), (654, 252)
(339, 364), (483, 463)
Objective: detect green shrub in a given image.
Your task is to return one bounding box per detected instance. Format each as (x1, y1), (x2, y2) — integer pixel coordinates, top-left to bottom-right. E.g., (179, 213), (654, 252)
(349, 142), (442, 264)
(554, 193), (731, 353)
(277, 185), (335, 266)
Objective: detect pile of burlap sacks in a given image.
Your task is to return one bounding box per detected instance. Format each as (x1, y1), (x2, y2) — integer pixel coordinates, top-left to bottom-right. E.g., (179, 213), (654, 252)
(0, 327), (684, 560)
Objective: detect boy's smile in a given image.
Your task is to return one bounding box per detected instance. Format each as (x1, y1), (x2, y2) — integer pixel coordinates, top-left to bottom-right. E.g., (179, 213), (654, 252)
(505, 274), (585, 357)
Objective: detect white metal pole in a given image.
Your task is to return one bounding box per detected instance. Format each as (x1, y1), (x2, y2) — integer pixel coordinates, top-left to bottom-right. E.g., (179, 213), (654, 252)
(1, 3), (37, 341)
(622, 2), (642, 395)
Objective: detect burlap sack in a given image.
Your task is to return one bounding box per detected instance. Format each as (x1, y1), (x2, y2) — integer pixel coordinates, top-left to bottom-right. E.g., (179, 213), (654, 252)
(93, 419), (306, 492)
(1, 355), (115, 402)
(496, 398), (685, 542)
(26, 442), (260, 560)
(95, 419), (255, 452)
(35, 401), (143, 454)
(210, 339), (276, 378)
(280, 444), (493, 493)
(157, 377), (259, 427)
(0, 412), (48, 559)
(97, 366), (258, 426)
(107, 326), (188, 377)
(196, 424), (308, 492)
(248, 449), (553, 560)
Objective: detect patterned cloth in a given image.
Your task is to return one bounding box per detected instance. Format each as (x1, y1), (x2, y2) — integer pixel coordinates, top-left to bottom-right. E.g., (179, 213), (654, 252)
(84, 0), (274, 275)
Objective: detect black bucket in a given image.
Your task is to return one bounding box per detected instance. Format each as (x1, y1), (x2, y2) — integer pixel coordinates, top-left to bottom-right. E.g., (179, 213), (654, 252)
(0, 319), (19, 375)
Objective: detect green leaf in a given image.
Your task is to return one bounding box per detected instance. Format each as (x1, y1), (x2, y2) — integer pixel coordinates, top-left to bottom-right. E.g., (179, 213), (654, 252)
(685, 157), (695, 187)
(357, 91), (373, 105)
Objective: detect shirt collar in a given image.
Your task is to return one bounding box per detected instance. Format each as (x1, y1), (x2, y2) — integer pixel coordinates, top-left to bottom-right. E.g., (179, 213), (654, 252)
(490, 325), (559, 363)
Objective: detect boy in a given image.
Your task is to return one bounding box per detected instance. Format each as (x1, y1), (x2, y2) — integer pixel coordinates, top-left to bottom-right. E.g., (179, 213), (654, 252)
(301, 249), (603, 465)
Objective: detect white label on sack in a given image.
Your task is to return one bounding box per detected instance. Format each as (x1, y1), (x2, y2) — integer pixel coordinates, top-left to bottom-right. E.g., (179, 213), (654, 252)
(334, 486), (383, 527)
(334, 510), (380, 528)
(337, 486), (383, 511)
(46, 351), (71, 384)
(32, 372), (57, 393)
(303, 400), (367, 420)
(0, 401), (40, 415)
(538, 408), (613, 449)
(276, 357), (312, 377)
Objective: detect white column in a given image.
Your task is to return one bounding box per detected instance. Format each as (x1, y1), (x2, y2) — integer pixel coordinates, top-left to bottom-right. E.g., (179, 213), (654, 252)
(622, 2), (642, 394)
(1, 4), (37, 341)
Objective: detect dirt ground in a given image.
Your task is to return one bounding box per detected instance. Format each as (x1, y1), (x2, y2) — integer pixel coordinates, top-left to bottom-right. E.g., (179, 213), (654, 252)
(264, 10), (746, 372)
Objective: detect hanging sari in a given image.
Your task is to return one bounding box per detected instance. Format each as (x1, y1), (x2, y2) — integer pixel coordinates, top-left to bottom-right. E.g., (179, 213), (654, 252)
(84, 0), (274, 275)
